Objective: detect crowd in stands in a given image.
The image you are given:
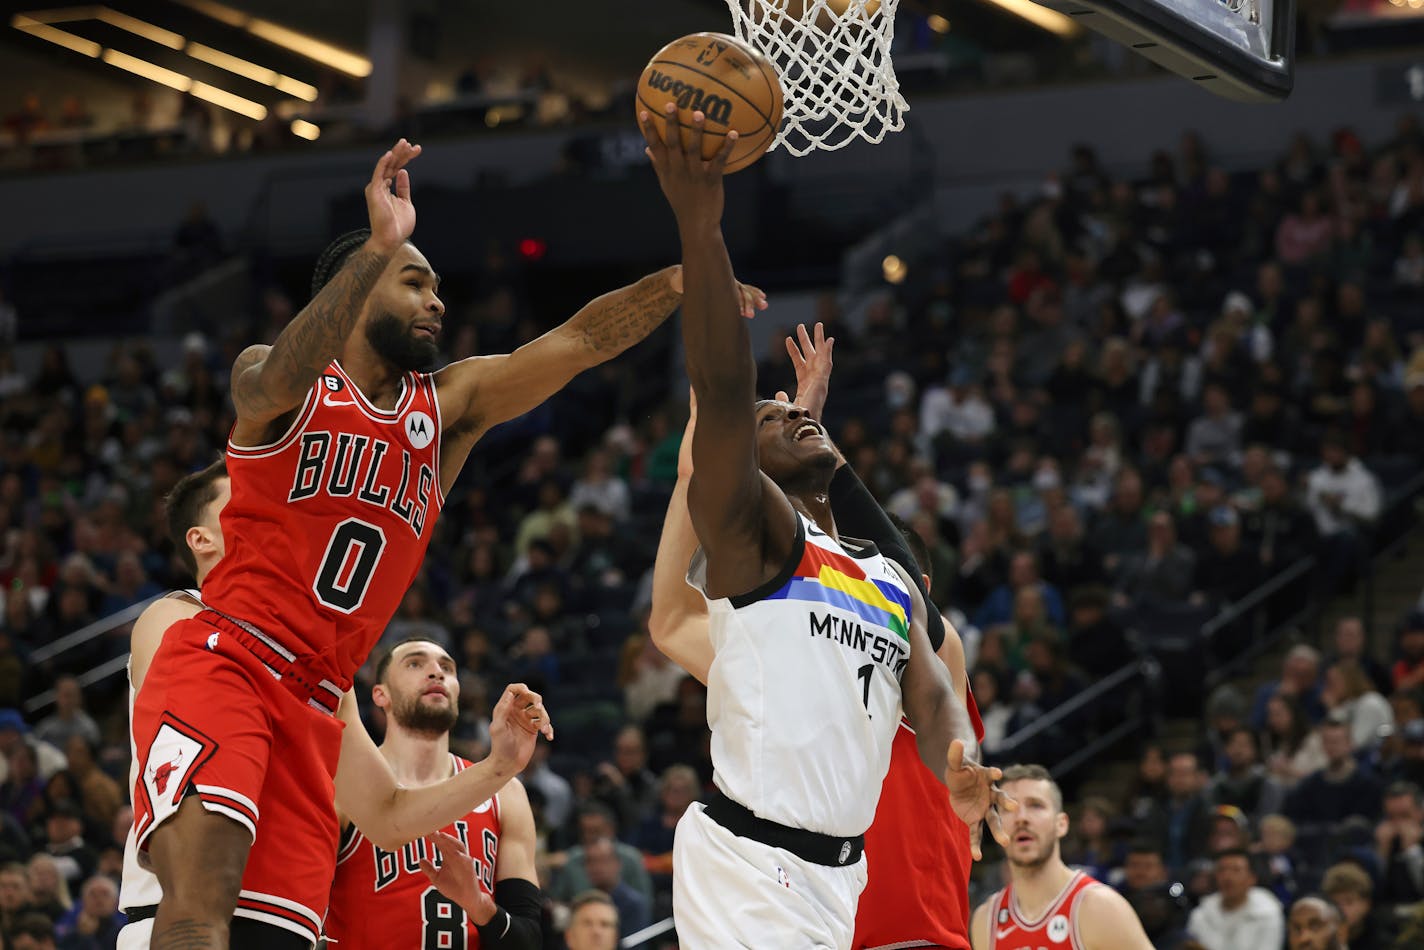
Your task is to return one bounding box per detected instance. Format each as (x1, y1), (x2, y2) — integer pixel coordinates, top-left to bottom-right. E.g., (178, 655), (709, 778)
(0, 102), (1422, 946)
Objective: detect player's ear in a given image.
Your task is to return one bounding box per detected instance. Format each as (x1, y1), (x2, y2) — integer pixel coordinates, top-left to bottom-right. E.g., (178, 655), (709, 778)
(1055, 810), (1069, 840)
(371, 683), (390, 710)
(186, 525), (215, 558)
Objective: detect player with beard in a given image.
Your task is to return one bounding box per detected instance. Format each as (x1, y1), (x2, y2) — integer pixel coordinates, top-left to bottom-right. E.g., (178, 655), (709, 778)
(325, 638), (541, 950)
(132, 140), (759, 950)
(971, 765), (1151, 950)
(641, 105), (1004, 949)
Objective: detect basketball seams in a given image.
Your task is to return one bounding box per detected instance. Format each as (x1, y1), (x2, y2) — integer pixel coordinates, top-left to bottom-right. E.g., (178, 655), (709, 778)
(645, 58), (778, 131)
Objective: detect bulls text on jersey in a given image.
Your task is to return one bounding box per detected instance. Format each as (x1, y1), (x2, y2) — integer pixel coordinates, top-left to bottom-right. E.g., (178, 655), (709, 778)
(372, 819), (498, 894)
(288, 432), (436, 537)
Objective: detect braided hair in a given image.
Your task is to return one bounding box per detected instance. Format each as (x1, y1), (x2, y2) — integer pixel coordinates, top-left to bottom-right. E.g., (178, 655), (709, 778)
(309, 228), (373, 300)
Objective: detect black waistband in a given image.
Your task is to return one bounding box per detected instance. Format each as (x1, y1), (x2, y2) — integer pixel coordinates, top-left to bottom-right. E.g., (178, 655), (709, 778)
(703, 795), (864, 868)
(123, 904), (157, 922)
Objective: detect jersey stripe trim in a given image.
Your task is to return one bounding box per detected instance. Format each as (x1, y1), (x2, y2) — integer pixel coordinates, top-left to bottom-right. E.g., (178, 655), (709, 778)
(426, 373), (448, 508)
(1007, 870), (1083, 930)
(227, 387), (319, 457)
(726, 515), (807, 609)
(234, 889), (322, 944)
(330, 361), (416, 421)
(336, 826), (365, 865)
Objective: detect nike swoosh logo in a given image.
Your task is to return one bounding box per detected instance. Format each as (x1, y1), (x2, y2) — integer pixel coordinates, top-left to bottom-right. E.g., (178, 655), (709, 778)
(323, 395), (356, 407)
(996, 926), (1017, 940)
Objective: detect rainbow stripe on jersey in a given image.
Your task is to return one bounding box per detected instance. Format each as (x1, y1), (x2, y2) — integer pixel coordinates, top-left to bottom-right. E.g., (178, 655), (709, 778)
(765, 538), (911, 642)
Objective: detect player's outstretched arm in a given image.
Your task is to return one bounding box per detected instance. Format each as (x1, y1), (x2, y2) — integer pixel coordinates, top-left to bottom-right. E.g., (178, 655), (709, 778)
(649, 393), (713, 684)
(334, 684), (551, 851)
(1075, 886), (1154, 950)
(641, 105), (795, 597)
(417, 782), (543, 949)
(230, 140), (419, 433)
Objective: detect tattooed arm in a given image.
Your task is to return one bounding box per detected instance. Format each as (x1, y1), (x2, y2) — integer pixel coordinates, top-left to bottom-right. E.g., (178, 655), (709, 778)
(230, 141), (420, 437)
(436, 266), (687, 435)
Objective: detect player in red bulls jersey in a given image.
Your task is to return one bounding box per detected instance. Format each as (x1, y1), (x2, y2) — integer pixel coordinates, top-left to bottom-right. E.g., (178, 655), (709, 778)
(971, 765), (1151, 950)
(326, 638), (541, 950)
(132, 138), (745, 950)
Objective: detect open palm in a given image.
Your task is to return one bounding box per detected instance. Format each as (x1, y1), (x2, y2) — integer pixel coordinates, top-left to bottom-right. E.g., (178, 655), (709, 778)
(419, 831), (496, 925)
(365, 139), (421, 252)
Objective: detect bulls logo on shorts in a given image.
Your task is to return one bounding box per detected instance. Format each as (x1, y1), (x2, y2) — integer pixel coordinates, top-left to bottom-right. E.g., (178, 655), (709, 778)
(405, 411), (434, 450)
(1047, 914), (1070, 943)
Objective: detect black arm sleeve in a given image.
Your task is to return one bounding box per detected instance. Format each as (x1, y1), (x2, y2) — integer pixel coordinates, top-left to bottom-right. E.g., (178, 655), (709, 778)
(475, 879), (543, 950)
(828, 465), (946, 651)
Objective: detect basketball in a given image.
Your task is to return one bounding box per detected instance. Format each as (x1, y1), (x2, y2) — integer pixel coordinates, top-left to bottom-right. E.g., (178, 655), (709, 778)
(637, 32), (784, 174)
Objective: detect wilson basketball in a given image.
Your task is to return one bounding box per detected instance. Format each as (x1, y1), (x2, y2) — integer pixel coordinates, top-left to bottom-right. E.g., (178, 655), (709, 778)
(637, 32), (784, 174)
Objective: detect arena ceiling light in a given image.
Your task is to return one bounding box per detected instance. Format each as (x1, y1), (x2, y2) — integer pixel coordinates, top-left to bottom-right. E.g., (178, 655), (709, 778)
(13, 13), (271, 120)
(174, 0), (373, 78)
(979, 0), (1079, 36)
(12, 5), (319, 101)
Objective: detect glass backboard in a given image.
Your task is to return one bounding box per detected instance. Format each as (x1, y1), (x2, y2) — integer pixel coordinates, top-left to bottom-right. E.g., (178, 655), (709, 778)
(1038, 0), (1296, 102)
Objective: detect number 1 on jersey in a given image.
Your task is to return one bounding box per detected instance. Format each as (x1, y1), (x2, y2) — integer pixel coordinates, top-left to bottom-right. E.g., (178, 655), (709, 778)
(857, 663), (873, 718)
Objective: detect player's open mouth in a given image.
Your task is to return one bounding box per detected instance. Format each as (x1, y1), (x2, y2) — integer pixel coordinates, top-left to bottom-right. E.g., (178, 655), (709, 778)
(414, 324), (440, 339)
(423, 687), (448, 698)
(1014, 833), (1035, 845)
(793, 422), (822, 442)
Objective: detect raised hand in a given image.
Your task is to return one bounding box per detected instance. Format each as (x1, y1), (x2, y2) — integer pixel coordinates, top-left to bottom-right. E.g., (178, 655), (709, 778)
(640, 105), (735, 232)
(488, 683), (553, 775)
(786, 322), (834, 420)
(418, 831), (497, 925)
(944, 739), (1016, 861)
(365, 138), (422, 253)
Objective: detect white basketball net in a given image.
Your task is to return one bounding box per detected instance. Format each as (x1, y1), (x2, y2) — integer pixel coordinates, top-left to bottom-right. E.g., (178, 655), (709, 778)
(724, 0), (907, 156)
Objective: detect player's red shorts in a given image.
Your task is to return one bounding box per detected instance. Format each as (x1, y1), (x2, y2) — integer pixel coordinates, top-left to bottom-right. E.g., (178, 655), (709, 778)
(131, 610), (346, 946)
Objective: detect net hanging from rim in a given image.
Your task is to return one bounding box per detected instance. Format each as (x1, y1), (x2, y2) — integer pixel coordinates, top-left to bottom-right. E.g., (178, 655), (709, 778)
(724, 0), (907, 156)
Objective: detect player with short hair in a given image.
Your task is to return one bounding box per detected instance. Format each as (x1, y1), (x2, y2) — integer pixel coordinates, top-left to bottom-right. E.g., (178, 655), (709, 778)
(121, 463), (545, 950)
(640, 105), (1004, 949)
(131, 139), (735, 949)
(649, 323), (987, 950)
(971, 764), (1152, 950)
(326, 637), (541, 950)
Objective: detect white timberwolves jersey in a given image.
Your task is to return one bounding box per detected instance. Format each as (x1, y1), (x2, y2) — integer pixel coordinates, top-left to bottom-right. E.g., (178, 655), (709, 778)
(690, 511), (912, 837)
(120, 589), (202, 914)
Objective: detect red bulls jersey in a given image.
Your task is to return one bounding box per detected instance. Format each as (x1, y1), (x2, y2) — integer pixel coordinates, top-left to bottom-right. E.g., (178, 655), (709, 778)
(204, 361), (444, 691)
(986, 870), (1103, 950)
(855, 690), (985, 949)
(326, 756), (501, 950)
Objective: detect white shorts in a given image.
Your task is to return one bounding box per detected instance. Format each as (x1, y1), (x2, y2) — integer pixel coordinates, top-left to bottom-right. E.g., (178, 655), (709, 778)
(672, 802), (867, 950)
(117, 918), (152, 950)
